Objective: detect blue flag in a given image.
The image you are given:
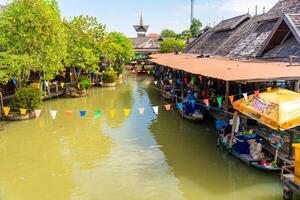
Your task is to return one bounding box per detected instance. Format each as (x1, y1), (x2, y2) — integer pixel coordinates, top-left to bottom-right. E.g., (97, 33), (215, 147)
(177, 103), (183, 110)
(80, 110), (86, 117)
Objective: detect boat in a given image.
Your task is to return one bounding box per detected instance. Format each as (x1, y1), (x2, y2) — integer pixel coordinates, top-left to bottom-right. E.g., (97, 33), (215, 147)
(177, 102), (204, 121)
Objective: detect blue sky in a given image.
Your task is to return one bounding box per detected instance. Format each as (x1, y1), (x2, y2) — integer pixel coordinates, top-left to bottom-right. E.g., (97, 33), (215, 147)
(2, 0), (279, 37)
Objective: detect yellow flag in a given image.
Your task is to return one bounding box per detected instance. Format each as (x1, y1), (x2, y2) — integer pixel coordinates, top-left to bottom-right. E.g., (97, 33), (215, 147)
(169, 80), (173, 84)
(3, 107), (10, 116)
(267, 87), (272, 92)
(20, 108), (27, 115)
(123, 109), (131, 117)
(61, 82), (65, 88)
(110, 109), (116, 118)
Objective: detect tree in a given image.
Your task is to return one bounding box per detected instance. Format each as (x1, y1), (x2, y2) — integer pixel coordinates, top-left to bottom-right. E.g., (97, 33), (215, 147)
(160, 29), (177, 38)
(0, 0), (67, 84)
(190, 18), (202, 38)
(101, 32), (134, 74)
(178, 29), (192, 40)
(160, 39), (186, 53)
(64, 15), (106, 76)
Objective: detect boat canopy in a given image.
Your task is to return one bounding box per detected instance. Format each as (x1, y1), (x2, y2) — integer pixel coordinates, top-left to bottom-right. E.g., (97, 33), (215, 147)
(233, 88), (300, 131)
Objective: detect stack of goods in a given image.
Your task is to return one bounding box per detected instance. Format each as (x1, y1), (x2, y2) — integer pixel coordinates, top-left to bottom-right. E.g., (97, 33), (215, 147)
(248, 140), (264, 160)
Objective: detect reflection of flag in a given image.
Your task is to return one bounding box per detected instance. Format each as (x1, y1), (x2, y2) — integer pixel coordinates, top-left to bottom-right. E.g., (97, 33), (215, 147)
(123, 109), (131, 117)
(110, 110), (116, 118)
(20, 108), (27, 115)
(94, 110), (102, 118)
(243, 93), (248, 102)
(34, 110), (42, 118)
(3, 107), (10, 116)
(204, 99), (209, 107)
(61, 82), (65, 88)
(80, 110), (86, 117)
(177, 103), (183, 110)
(50, 110), (57, 119)
(65, 111), (73, 117)
(138, 108), (145, 116)
(165, 104), (171, 111)
(153, 106), (159, 115)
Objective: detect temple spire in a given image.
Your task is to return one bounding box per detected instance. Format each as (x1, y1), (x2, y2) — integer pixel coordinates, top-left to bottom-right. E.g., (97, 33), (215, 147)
(140, 12), (143, 26)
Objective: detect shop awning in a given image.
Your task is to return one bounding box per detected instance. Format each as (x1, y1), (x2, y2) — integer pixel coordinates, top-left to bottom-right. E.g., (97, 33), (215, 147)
(149, 53), (300, 82)
(233, 88), (300, 131)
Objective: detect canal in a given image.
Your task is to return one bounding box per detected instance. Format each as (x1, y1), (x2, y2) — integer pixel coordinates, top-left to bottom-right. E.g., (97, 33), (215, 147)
(0, 73), (290, 200)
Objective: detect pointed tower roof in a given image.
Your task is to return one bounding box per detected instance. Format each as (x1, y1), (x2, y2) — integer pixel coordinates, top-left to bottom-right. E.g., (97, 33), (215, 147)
(133, 12), (149, 34)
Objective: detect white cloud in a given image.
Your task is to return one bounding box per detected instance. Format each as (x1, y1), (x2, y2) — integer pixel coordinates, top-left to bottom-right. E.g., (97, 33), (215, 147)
(221, 0), (278, 15)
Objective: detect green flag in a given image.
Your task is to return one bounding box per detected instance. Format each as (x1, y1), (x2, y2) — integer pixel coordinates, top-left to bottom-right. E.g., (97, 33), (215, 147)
(217, 97), (222, 108)
(95, 110), (102, 118)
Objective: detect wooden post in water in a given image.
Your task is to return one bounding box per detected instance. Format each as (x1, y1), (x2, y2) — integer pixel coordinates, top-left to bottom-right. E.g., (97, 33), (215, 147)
(295, 80), (299, 92)
(229, 111), (239, 149)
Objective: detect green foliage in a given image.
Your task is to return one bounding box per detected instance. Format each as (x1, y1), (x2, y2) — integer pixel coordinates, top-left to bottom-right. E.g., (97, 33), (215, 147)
(160, 39), (186, 53)
(10, 87), (43, 110)
(101, 68), (117, 84)
(190, 18), (202, 38)
(0, 0), (67, 82)
(160, 29), (177, 38)
(65, 15), (106, 73)
(113, 66), (124, 76)
(180, 29), (192, 40)
(78, 76), (91, 89)
(101, 32), (134, 69)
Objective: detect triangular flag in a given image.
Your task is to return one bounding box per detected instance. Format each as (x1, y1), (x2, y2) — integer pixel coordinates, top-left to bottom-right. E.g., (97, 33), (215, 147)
(12, 78), (17, 85)
(165, 104), (171, 111)
(123, 109), (131, 117)
(20, 108), (27, 115)
(154, 81), (158, 85)
(34, 110), (42, 118)
(147, 71), (151, 75)
(161, 80), (164, 85)
(94, 110), (102, 118)
(169, 80), (173, 84)
(183, 77), (188, 83)
(217, 97), (222, 108)
(50, 110), (57, 120)
(61, 82), (65, 88)
(190, 100), (196, 108)
(153, 106), (159, 115)
(229, 96), (234, 105)
(177, 103), (183, 110)
(198, 76), (203, 81)
(204, 99), (209, 107)
(80, 110), (86, 117)
(45, 81), (49, 87)
(243, 93), (248, 102)
(3, 107), (10, 116)
(138, 108), (145, 116)
(65, 111), (73, 117)
(110, 109), (116, 118)
(267, 87), (272, 92)
(254, 90), (260, 97)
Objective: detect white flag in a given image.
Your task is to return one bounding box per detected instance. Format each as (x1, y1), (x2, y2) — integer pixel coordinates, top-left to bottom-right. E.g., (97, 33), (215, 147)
(154, 81), (158, 85)
(50, 110), (57, 120)
(153, 106), (159, 115)
(34, 110), (42, 118)
(243, 93), (248, 102)
(139, 108), (145, 116)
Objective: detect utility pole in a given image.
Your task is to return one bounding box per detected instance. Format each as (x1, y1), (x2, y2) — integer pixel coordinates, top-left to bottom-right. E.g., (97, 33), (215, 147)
(191, 0), (194, 25)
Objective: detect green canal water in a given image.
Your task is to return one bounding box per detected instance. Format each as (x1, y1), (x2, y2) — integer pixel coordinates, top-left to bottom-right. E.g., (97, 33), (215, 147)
(0, 74), (292, 200)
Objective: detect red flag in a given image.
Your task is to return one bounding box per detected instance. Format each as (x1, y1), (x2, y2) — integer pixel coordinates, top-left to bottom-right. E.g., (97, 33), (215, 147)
(165, 104), (171, 111)
(204, 99), (209, 107)
(65, 111), (73, 117)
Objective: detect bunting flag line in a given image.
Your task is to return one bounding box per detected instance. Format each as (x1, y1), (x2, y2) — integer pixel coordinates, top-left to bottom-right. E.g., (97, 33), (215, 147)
(50, 110), (57, 120)
(65, 111), (73, 117)
(217, 97), (222, 108)
(123, 109), (131, 117)
(243, 93), (248, 102)
(34, 110), (42, 118)
(165, 104), (171, 111)
(20, 108), (27, 115)
(95, 110), (102, 118)
(3, 107), (10, 116)
(204, 99), (209, 107)
(255, 90), (260, 97)
(61, 82), (65, 88)
(153, 106), (159, 115)
(110, 109), (116, 118)
(229, 96), (234, 105)
(138, 108), (145, 116)
(80, 110), (86, 117)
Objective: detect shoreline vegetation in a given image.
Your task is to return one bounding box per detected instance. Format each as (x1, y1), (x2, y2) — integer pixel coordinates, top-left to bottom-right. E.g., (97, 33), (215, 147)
(0, 0), (134, 120)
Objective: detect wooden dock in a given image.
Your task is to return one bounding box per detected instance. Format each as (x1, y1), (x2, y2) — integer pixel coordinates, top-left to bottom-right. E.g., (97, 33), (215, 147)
(281, 166), (300, 200)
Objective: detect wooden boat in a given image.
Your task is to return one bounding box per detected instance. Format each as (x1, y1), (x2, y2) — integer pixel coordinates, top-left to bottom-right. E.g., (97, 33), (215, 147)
(162, 85), (173, 100)
(281, 165), (300, 199)
(219, 135), (281, 171)
(177, 103), (204, 121)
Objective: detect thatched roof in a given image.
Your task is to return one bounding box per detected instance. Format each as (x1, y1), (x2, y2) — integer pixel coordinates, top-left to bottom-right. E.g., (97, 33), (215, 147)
(130, 37), (160, 54)
(214, 14), (250, 32)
